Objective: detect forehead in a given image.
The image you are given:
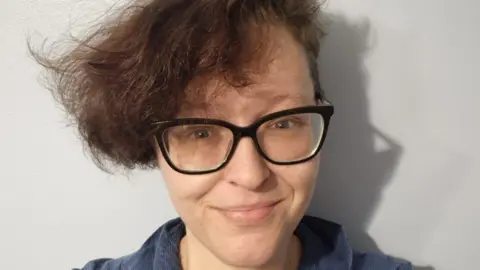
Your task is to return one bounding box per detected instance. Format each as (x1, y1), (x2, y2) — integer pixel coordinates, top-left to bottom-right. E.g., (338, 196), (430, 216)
(179, 26), (315, 117)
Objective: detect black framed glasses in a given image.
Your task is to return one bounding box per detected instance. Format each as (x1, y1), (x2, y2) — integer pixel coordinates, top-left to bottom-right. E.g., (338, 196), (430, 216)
(152, 102), (334, 175)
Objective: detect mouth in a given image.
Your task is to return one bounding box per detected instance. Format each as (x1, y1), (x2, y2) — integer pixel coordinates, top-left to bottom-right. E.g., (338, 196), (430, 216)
(215, 200), (282, 225)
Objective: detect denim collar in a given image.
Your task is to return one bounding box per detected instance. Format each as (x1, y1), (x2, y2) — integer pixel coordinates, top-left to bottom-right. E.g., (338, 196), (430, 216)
(151, 215), (353, 270)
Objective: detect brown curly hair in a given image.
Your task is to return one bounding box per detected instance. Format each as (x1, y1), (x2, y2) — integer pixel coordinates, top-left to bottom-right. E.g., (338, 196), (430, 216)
(30, 0), (326, 172)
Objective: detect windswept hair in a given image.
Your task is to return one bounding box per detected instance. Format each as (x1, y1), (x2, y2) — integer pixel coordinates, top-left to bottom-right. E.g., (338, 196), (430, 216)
(30, 0), (326, 171)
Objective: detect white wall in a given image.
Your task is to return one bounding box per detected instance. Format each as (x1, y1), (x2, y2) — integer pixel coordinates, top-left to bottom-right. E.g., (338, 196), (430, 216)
(1, 0), (478, 269)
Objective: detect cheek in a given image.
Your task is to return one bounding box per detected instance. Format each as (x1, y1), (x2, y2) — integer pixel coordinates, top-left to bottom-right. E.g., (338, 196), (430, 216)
(159, 158), (218, 212)
(279, 156), (318, 187)
(273, 156), (320, 211)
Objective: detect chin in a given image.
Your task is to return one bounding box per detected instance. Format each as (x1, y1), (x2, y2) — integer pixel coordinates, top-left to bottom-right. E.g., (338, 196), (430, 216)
(200, 202), (297, 267)
(208, 224), (288, 268)
(214, 237), (280, 268)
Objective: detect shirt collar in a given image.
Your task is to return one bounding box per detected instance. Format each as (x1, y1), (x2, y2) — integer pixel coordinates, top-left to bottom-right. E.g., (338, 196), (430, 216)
(152, 215), (353, 270)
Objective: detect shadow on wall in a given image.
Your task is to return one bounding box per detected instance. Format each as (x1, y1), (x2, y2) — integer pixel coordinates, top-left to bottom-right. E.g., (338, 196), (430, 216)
(307, 13), (434, 270)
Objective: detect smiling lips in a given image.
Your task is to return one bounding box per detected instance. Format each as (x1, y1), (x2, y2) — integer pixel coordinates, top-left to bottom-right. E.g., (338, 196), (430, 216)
(216, 200), (281, 225)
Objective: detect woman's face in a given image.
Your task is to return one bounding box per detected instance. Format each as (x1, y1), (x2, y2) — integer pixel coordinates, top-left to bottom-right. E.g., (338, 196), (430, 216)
(156, 27), (320, 267)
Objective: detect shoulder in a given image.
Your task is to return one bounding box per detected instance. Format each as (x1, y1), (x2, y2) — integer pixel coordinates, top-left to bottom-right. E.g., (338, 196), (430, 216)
(73, 218), (184, 270)
(298, 215), (412, 270)
(352, 252), (413, 270)
(73, 251), (155, 270)
(73, 240), (157, 270)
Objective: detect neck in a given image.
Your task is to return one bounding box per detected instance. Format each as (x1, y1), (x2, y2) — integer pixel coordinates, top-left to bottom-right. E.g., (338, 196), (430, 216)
(180, 231), (301, 270)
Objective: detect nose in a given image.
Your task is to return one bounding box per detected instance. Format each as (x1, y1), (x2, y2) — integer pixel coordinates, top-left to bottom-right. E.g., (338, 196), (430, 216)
(223, 137), (271, 190)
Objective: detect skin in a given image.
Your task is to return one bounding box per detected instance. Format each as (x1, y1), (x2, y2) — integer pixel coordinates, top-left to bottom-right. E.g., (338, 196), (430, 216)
(155, 26), (321, 270)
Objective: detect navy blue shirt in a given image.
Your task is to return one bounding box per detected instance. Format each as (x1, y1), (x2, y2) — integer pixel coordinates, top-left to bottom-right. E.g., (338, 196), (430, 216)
(76, 215), (412, 270)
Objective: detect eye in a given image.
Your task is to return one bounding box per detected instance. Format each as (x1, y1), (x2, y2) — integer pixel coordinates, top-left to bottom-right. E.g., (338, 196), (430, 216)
(274, 119), (295, 129)
(189, 129), (211, 139)
(270, 115), (308, 129)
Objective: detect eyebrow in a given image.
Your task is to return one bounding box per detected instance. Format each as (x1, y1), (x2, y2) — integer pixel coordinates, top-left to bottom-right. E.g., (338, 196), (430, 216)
(178, 91), (313, 119)
(270, 93), (306, 103)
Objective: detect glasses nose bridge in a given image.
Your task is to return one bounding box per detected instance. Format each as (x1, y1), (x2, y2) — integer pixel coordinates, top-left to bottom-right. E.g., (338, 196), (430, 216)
(224, 125), (270, 176)
(228, 124), (262, 156)
(232, 124), (259, 141)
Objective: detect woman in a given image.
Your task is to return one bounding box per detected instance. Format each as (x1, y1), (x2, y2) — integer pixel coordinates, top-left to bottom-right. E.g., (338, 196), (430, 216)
(32, 0), (412, 269)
